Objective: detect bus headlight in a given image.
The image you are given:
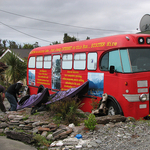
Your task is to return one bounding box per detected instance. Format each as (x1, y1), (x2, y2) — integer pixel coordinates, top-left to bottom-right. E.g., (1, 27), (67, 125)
(139, 94), (147, 102)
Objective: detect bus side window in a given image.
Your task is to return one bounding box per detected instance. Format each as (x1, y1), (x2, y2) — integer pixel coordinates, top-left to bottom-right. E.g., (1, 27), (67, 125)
(36, 56), (43, 69)
(44, 55), (51, 69)
(100, 53), (109, 71)
(62, 54), (72, 69)
(74, 53), (86, 70)
(100, 50), (122, 72)
(28, 57), (35, 68)
(87, 52), (97, 70)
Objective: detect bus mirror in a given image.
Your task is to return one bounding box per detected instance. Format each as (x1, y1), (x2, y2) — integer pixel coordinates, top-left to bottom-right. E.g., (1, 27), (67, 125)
(109, 66), (115, 74)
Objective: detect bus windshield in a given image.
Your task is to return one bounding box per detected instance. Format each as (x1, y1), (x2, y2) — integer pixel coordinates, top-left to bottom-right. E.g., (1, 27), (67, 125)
(128, 48), (150, 73)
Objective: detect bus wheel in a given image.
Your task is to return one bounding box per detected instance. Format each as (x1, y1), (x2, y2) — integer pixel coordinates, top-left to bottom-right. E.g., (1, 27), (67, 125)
(107, 101), (120, 116)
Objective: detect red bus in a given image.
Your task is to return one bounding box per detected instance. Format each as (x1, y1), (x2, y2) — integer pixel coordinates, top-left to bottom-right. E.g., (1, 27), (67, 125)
(27, 34), (150, 119)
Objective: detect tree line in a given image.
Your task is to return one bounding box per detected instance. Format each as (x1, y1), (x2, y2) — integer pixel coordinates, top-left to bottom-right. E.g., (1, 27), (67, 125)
(0, 33), (90, 50)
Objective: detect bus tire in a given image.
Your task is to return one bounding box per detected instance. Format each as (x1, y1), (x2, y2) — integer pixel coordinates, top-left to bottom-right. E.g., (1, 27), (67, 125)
(107, 101), (119, 115)
(106, 96), (123, 116)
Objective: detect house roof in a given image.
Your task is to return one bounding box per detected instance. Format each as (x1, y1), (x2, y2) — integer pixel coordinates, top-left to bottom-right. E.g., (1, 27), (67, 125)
(0, 49), (32, 62)
(11, 49), (32, 59)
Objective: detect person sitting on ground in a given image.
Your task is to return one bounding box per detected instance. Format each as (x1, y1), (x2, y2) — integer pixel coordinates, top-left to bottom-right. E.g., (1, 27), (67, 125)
(5, 81), (23, 111)
(0, 85), (6, 112)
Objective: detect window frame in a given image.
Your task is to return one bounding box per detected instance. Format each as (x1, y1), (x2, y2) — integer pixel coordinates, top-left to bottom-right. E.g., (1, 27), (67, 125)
(28, 56), (35, 68)
(62, 53), (73, 70)
(44, 55), (51, 69)
(74, 53), (86, 70)
(36, 56), (43, 69)
(87, 52), (97, 70)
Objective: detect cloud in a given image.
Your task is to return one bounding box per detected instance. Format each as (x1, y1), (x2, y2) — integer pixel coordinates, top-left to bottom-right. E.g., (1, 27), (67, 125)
(0, 0), (150, 46)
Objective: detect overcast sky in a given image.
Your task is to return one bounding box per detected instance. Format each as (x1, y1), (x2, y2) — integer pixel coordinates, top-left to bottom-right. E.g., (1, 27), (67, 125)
(0, 0), (150, 47)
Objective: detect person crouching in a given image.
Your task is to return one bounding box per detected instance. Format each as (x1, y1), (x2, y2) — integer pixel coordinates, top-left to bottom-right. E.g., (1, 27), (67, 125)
(5, 81), (23, 111)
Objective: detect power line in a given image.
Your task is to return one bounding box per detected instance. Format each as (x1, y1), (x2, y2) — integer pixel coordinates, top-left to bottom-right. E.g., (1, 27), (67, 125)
(0, 9), (128, 32)
(0, 21), (51, 43)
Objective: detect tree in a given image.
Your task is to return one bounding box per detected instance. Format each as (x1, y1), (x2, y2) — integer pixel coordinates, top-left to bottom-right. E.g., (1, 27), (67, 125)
(63, 33), (78, 43)
(23, 43), (34, 49)
(2, 40), (7, 49)
(33, 42), (39, 48)
(86, 36), (90, 40)
(51, 41), (61, 45)
(3, 52), (27, 84)
(9, 40), (18, 49)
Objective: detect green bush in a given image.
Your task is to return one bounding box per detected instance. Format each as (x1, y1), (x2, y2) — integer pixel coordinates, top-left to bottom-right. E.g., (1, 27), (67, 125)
(33, 134), (51, 147)
(48, 96), (84, 125)
(84, 114), (97, 131)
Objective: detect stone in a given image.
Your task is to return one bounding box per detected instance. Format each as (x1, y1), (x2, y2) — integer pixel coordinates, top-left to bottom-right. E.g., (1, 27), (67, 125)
(71, 125), (85, 134)
(46, 133), (53, 140)
(32, 121), (40, 127)
(48, 123), (58, 131)
(78, 139), (89, 148)
(68, 123), (75, 129)
(95, 139), (102, 144)
(32, 128), (38, 134)
(6, 131), (34, 144)
(88, 141), (99, 147)
(0, 116), (6, 122)
(96, 115), (126, 124)
(126, 117), (136, 122)
(56, 140), (63, 146)
(0, 122), (9, 128)
(75, 145), (82, 149)
(41, 131), (47, 137)
(4, 127), (9, 133)
(38, 127), (50, 132)
(63, 137), (79, 145)
(22, 124), (33, 130)
(8, 115), (23, 120)
(0, 128), (3, 133)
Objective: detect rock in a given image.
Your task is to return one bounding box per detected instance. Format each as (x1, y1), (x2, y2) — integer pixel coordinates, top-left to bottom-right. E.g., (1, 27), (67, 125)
(63, 137), (79, 145)
(68, 123), (75, 129)
(0, 116), (6, 122)
(0, 129), (3, 133)
(38, 127), (50, 132)
(48, 123), (58, 131)
(56, 140), (63, 146)
(32, 121), (40, 127)
(6, 131), (34, 144)
(7, 115), (23, 120)
(32, 128), (38, 134)
(96, 115), (126, 124)
(126, 117), (136, 122)
(41, 131), (47, 137)
(0, 122), (9, 129)
(46, 133), (53, 140)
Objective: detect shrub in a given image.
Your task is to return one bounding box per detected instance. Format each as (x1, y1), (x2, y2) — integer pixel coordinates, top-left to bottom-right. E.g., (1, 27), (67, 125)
(33, 134), (51, 147)
(47, 96), (84, 125)
(84, 114), (97, 131)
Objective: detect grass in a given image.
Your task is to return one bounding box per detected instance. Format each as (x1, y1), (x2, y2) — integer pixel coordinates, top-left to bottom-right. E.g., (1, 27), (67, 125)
(22, 115), (29, 121)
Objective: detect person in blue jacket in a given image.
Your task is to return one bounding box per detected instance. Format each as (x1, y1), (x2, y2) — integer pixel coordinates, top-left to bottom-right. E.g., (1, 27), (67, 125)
(5, 81), (23, 111)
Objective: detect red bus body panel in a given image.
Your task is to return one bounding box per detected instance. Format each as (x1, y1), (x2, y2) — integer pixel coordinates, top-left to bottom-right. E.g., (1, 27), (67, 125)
(27, 34), (150, 119)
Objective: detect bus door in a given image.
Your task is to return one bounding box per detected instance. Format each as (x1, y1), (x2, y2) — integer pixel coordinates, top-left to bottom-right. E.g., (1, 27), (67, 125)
(52, 54), (61, 90)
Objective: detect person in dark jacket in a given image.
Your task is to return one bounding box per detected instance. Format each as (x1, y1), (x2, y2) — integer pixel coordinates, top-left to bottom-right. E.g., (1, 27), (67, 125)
(5, 81), (23, 111)
(0, 85), (6, 112)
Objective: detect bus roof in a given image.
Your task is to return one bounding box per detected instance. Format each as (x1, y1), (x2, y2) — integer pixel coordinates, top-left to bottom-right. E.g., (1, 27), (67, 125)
(29, 34), (150, 56)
